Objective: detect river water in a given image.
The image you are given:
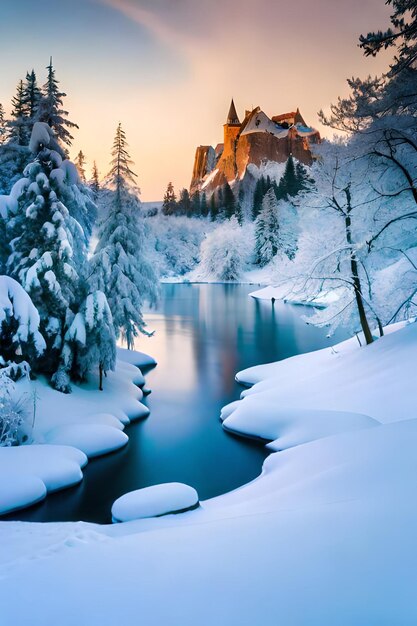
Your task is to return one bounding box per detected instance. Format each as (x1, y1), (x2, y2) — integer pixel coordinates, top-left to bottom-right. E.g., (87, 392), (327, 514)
(10, 283), (345, 524)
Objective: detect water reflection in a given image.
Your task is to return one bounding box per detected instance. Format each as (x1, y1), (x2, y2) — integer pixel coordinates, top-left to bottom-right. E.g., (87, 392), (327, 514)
(9, 284), (346, 524)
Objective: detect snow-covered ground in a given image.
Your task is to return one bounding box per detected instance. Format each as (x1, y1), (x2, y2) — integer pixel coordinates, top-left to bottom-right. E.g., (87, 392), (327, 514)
(0, 349), (155, 515)
(1, 322), (417, 624)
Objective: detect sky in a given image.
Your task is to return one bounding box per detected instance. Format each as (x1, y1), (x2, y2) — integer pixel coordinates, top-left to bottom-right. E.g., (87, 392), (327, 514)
(0, 0), (393, 200)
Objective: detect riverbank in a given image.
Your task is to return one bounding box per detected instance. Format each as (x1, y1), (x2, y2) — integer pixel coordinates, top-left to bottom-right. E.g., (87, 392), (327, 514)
(0, 349), (155, 515)
(1, 319), (416, 624)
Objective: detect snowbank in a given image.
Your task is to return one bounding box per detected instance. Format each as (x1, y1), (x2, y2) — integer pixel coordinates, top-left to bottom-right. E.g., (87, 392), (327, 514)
(0, 445), (87, 514)
(45, 424), (129, 458)
(1, 351), (152, 515)
(2, 324), (417, 624)
(116, 347), (157, 368)
(222, 405), (378, 450)
(112, 483), (199, 522)
(249, 284), (339, 308)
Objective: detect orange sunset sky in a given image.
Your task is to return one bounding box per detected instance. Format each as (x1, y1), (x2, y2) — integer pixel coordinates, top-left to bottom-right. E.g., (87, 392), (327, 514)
(0, 0), (393, 200)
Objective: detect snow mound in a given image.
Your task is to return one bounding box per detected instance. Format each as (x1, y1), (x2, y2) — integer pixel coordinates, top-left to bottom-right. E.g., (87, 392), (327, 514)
(29, 122), (54, 153)
(82, 413), (125, 430)
(222, 403), (379, 449)
(0, 475), (46, 515)
(45, 425), (128, 458)
(0, 445), (87, 514)
(117, 347), (157, 368)
(112, 483), (199, 522)
(117, 359), (145, 387)
(249, 285), (339, 308)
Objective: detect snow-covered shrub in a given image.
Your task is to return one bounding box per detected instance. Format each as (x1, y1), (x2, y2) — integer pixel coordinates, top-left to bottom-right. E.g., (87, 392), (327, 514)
(197, 218), (253, 281)
(147, 215), (207, 277)
(0, 372), (30, 446)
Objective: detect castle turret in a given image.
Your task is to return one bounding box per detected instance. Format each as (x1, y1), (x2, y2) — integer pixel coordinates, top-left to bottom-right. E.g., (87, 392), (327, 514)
(226, 99), (240, 126)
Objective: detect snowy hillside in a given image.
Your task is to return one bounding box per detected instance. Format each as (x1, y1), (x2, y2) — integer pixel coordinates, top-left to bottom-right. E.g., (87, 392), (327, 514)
(1, 322), (417, 624)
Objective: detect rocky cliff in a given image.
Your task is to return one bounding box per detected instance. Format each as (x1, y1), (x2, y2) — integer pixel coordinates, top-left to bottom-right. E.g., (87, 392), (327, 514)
(190, 104), (320, 196)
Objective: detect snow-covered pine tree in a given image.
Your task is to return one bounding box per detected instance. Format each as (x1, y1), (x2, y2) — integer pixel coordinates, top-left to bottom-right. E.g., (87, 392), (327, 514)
(23, 70), (41, 122)
(7, 122), (88, 384)
(89, 123), (158, 349)
(162, 182), (177, 215)
(63, 290), (116, 391)
(0, 275), (46, 375)
(235, 200), (244, 225)
(74, 150), (87, 183)
(0, 82), (31, 194)
(295, 161), (314, 192)
(0, 104), (6, 145)
(0, 212), (8, 273)
(8, 80), (30, 147)
(252, 175), (272, 220)
(254, 187), (280, 266)
(37, 58), (79, 155)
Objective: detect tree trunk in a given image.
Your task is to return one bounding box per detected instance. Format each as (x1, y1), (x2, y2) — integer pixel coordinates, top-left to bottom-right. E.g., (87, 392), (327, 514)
(99, 363), (103, 391)
(344, 199), (373, 345)
(351, 257), (374, 345)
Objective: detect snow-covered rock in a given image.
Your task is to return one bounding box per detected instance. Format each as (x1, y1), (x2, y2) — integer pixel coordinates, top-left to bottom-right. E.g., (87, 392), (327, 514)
(112, 483), (199, 522)
(45, 424), (128, 458)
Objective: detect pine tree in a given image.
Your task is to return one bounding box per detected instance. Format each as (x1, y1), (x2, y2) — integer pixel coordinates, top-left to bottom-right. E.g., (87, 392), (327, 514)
(200, 191), (208, 217)
(23, 70), (41, 120)
(252, 177), (267, 220)
(277, 155), (300, 199)
(209, 192), (218, 221)
(191, 191), (201, 217)
(8, 80), (30, 146)
(89, 123), (158, 349)
(89, 161), (100, 199)
(178, 188), (191, 216)
(295, 161), (314, 191)
(235, 201), (244, 225)
(223, 182), (236, 219)
(254, 188), (280, 267)
(0, 104), (6, 145)
(0, 83), (32, 194)
(216, 186), (224, 216)
(162, 181), (177, 215)
(74, 150), (87, 182)
(37, 58), (78, 153)
(7, 122), (88, 383)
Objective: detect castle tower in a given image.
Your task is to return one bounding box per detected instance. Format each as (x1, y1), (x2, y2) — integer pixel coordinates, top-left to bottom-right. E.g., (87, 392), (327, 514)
(222, 99), (241, 181)
(226, 99), (240, 126)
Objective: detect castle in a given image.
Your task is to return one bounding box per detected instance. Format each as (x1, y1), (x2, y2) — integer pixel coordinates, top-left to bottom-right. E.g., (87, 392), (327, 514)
(190, 100), (321, 195)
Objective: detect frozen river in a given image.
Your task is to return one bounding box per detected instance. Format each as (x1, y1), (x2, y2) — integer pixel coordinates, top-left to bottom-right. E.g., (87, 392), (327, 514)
(10, 283), (346, 523)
